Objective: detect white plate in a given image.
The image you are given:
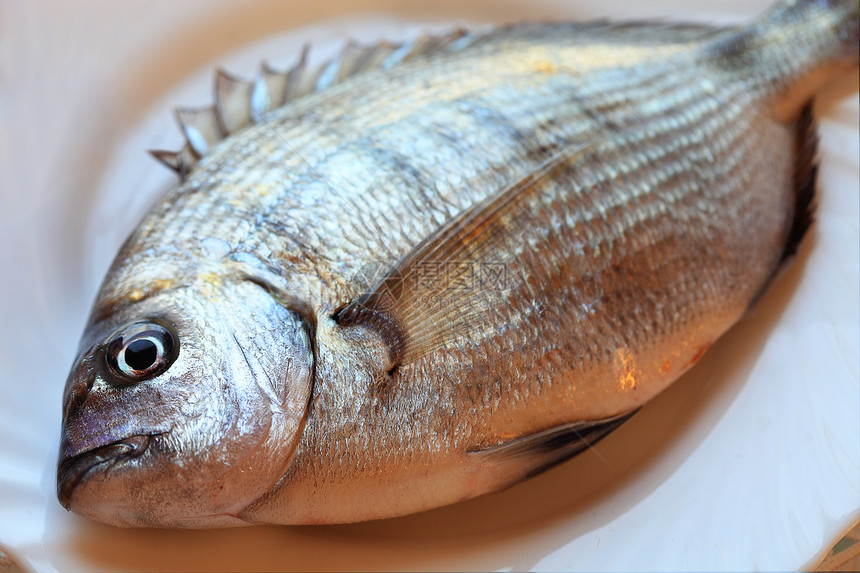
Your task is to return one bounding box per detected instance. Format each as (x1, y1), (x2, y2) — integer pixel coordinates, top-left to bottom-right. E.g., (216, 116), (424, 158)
(0, 1), (857, 571)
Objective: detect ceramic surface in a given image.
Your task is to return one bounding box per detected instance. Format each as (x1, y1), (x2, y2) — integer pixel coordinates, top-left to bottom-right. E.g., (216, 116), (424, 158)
(0, 1), (857, 570)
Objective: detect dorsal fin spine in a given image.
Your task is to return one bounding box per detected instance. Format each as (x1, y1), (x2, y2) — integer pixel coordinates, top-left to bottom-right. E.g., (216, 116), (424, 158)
(175, 106), (222, 157)
(281, 43), (311, 103)
(149, 143), (198, 177)
(214, 68), (254, 136)
(151, 29), (478, 179)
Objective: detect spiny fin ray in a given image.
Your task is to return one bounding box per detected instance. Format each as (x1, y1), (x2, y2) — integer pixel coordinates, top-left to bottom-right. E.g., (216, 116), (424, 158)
(149, 143), (199, 177)
(151, 29), (476, 179)
(175, 106), (222, 157)
(215, 68), (254, 135)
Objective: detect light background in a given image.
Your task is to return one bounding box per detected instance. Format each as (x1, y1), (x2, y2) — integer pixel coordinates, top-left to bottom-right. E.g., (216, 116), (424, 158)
(0, 0), (857, 571)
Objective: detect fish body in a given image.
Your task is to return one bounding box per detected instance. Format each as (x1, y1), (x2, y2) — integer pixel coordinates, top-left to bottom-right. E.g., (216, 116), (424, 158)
(58, 0), (859, 527)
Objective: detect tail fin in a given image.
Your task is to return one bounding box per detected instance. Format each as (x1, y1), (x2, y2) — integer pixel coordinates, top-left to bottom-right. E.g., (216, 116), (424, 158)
(708, 0), (859, 120)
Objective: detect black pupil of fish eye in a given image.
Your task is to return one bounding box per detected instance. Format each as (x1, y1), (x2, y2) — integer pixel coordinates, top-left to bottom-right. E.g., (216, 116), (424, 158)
(106, 322), (176, 381)
(124, 338), (159, 371)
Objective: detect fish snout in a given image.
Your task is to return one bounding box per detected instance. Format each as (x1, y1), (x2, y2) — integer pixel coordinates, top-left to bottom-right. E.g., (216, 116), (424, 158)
(57, 434), (152, 510)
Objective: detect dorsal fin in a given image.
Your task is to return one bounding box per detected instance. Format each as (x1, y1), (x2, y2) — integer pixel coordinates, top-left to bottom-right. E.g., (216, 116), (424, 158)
(215, 68), (255, 135)
(252, 44), (309, 120)
(151, 28), (475, 178)
(149, 143), (199, 178)
(333, 139), (596, 369)
(175, 105), (222, 158)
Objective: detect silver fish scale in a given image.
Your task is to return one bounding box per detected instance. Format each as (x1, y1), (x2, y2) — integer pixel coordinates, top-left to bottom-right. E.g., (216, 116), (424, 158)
(99, 26), (730, 309)
(117, 31), (779, 449)
(63, 1), (860, 527)
(248, 51), (792, 522)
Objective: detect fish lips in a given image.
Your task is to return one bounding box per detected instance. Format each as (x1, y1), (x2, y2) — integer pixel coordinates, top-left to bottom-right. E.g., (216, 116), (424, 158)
(57, 433), (155, 510)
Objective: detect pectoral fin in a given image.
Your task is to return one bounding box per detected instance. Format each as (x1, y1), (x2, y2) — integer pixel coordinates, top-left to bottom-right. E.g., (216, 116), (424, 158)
(334, 140), (596, 368)
(470, 409), (637, 483)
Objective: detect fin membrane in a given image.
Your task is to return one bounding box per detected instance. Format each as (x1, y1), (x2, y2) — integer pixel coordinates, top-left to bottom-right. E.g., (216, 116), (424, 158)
(749, 102), (819, 308)
(150, 29), (473, 178)
(470, 409), (638, 481)
(334, 140), (596, 368)
(779, 102), (818, 264)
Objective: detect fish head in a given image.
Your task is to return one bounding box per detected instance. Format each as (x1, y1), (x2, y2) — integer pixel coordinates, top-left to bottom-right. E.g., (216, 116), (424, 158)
(57, 273), (314, 527)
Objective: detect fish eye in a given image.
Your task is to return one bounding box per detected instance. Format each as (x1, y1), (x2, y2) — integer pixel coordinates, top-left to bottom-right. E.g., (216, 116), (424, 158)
(105, 322), (177, 381)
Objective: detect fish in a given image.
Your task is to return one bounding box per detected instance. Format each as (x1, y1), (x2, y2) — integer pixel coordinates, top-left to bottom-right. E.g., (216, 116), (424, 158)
(56, 0), (859, 528)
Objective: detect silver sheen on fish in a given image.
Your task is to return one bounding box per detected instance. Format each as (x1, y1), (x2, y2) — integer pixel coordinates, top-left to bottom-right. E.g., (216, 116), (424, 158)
(57, 0), (859, 527)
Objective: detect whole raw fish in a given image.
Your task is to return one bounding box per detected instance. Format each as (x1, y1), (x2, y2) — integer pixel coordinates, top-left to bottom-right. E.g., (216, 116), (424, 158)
(57, 0), (859, 527)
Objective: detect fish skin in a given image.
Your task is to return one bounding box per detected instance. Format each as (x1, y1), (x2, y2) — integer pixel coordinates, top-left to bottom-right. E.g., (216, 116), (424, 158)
(57, 0), (859, 527)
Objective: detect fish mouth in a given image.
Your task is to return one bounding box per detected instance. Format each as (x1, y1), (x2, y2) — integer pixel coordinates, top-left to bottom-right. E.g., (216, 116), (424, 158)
(57, 434), (154, 510)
